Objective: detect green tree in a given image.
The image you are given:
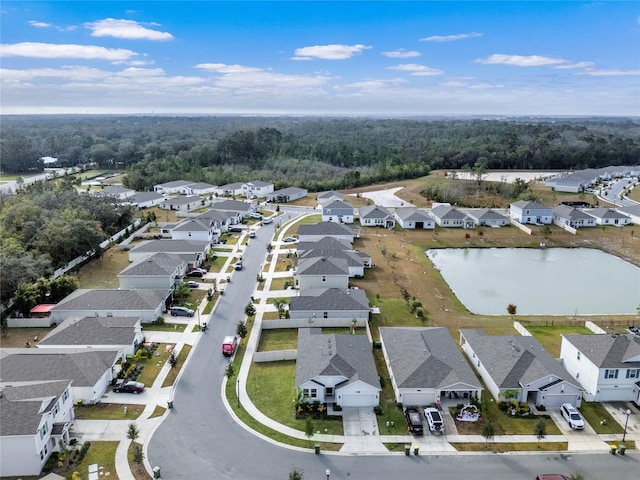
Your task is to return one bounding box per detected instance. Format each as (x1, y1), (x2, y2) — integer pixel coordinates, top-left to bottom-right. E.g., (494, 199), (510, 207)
(272, 298), (287, 319)
(236, 321), (247, 339)
(481, 420), (496, 447)
(132, 443), (144, 464)
(534, 418), (546, 444)
(541, 225), (552, 239)
(127, 423), (140, 442)
(507, 304), (517, 319)
(244, 302), (256, 317)
(168, 350), (178, 369)
(304, 416), (315, 446)
(289, 467), (304, 480)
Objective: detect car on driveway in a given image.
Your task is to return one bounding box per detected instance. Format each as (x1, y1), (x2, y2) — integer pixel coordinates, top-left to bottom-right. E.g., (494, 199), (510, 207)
(171, 306), (195, 317)
(229, 226), (244, 233)
(424, 407), (444, 434)
(186, 268), (207, 277)
(113, 379), (145, 394)
(186, 281), (199, 288)
(404, 407), (424, 435)
(250, 212), (263, 219)
(283, 236), (297, 243)
(560, 403), (585, 430)
(262, 217), (273, 224)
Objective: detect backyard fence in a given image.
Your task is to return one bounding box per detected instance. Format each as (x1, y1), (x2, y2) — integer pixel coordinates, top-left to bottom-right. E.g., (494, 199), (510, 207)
(253, 349), (297, 363)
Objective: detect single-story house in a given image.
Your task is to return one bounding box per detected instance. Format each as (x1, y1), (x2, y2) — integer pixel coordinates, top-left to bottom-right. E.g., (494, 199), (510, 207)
(618, 205), (640, 225)
(430, 204), (474, 228)
(394, 208), (435, 230)
(159, 195), (204, 212)
(93, 185), (135, 200)
(509, 200), (553, 225)
(37, 316), (142, 359)
(317, 190), (344, 206)
(379, 327), (482, 407)
(0, 380), (74, 477)
(130, 192), (165, 209)
(49, 289), (170, 324)
(119, 253), (187, 290)
(195, 209), (240, 230)
(0, 348), (120, 406)
(154, 180), (196, 195)
(552, 205), (597, 229)
(266, 187), (308, 203)
(358, 205), (395, 228)
(460, 330), (583, 408)
(289, 288), (370, 325)
(242, 180), (274, 198)
(127, 239), (210, 267)
(321, 199), (354, 224)
(586, 207), (631, 226)
(297, 222), (355, 244)
(295, 257), (350, 290)
(296, 236), (372, 270)
(298, 248), (365, 277)
(561, 333), (640, 403)
(214, 182), (245, 197)
(210, 199), (254, 216)
(185, 182), (217, 196)
(295, 328), (380, 408)
(465, 208), (510, 227)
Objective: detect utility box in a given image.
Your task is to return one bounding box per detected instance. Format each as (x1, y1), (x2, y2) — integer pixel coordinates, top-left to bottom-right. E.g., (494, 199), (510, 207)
(153, 466), (161, 479)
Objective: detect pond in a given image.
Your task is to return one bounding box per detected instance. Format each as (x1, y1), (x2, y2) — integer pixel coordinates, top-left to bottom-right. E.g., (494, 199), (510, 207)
(426, 248), (640, 315)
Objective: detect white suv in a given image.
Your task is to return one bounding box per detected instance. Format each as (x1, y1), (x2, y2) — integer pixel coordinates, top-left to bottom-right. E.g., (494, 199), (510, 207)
(560, 403), (585, 430)
(424, 407), (445, 434)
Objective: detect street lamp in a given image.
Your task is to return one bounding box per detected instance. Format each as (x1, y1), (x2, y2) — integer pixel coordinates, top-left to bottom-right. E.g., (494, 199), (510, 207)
(325, 469), (331, 480)
(622, 408), (631, 442)
(236, 378), (240, 408)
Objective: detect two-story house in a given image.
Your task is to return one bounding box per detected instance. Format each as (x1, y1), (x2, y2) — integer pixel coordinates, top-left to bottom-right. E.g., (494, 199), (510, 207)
(509, 200), (553, 225)
(322, 199), (354, 224)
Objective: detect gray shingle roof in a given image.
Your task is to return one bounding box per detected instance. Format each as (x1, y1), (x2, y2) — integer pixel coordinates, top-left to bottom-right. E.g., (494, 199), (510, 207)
(210, 199), (252, 212)
(271, 187), (307, 196)
(131, 192), (163, 203)
(38, 317), (140, 346)
(297, 237), (352, 254)
(289, 288), (369, 311)
(298, 222), (354, 237)
(379, 327), (481, 390)
(298, 249), (363, 268)
(465, 208), (508, 221)
(129, 239), (209, 254)
(156, 180), (195, 189)
(295, 328), (380, 389)
(511, 200), (550, 210)
(188, 182), (216, 190)
(394, 208), (432, 221)
(317, 191), (344, 200)
(562, 334), (640, 368)
(460, 329), (581, 389)
(171, 218), (211, 232)
(553, 204), (595, 220)
(246, 180), (272, 187)
(161, 195), (202, 206)
(296, 257), (349, 276)
(1, 381), (70, 436)
(0, 349), (119, 386)
(431, 205), (467, 220)
(587, 207), (630, 220)
(119, 253), (184, 277)
(323, 199), (353, 210)
(51, 289), (168, 312)
(359, 205), (391, 219)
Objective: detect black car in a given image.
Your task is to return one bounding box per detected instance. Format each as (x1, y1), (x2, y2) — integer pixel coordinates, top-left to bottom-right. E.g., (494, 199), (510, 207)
(113, 379), (145, 394)
(404, 407), (424, 435)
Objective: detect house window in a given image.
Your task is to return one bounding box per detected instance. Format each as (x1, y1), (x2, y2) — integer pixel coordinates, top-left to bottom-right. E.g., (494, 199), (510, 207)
(322, 276), (327, 282)
(52, 403), (59, 417)
(106, 312), (113, 317)
(604, 369), (619, 379)
(40, 422), (48, 439)
(323, 312), (328, 318)
(626, 369), (640, 379)
(302, 389), (310, 398)
(326, 387), (334, 396)
(62, 389), (69, 403)
(310, 389), (318, 398)
(40, 448), (46, 461)
(576, 351), (581, 360)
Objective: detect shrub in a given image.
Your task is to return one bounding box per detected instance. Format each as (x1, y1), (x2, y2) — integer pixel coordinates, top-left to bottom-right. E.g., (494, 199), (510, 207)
(155, 316), (165, 326)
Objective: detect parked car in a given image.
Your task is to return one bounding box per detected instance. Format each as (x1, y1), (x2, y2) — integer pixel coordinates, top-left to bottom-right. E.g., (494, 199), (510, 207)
(186, 281), (199, 288)
(249, 230), (256, 238)
(250, 212), (263, 219)
(262, 217), (273, 224)
(283, 236), (297, 243)
(424, 407), (444, 434)
(222, 335), (238, 356)
(186, 268), (207, 277)
(171, 306), (195, 317)
(560, 403), (585, 430)
(229, 226), (243, 233)
(404, 407), (424, 435)
(113, 379), (145, 394)
(234, 259), (243, 270)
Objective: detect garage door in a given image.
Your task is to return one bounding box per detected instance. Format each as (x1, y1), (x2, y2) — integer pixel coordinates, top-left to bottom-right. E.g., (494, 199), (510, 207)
(598, 388), (624, 402)
(402, 392), (435, 407)
(341, 394), (376, 408)
(542, 394), (575, 409)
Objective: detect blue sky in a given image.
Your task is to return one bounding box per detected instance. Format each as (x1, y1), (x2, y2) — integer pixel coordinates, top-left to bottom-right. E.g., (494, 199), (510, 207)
(1, 1), (639, 116)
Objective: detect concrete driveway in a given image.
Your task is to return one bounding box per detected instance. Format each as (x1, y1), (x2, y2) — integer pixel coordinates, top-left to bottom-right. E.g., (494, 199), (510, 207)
(340, 407), (387, 453)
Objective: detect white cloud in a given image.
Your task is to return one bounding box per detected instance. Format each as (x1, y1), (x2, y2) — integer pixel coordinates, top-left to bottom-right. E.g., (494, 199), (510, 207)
(381, 49), (421, 59)
(194, 62), (331, 89)
(28, 20), (51, 28)
(0, 42), (137, 61)
(195, 63), (263, 74)
(576, 69), (640, 76)
(292, 43), (371, 60)
(553, 61), (595, 69)
(386, 63), (443, 76)
(475, 54), (569, 67)
(420, 32), (482, 42)
(86, 18), (174, 41)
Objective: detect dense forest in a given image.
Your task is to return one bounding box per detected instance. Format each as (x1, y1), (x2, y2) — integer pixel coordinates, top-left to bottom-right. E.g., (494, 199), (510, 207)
(2, 116), (639, 192)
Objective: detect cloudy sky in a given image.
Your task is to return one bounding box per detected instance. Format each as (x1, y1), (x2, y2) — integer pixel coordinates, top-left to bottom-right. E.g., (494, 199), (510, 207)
(1, 1), (639, 116)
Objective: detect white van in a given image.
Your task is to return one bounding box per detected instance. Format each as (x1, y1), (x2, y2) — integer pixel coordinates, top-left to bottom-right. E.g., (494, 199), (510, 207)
(560, 403), (585, 430)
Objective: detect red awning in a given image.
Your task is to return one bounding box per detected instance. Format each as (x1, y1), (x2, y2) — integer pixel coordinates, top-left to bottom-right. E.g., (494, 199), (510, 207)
(30, 304), (56, 314)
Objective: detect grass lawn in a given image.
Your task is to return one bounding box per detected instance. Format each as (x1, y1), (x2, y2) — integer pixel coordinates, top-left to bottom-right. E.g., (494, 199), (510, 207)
(128, 442), (153, 480)
(143, 323), (187, 332)
(628, 184), (640, 202)
(74, 403), (144, 420)
(206, 255), (227, 272)
(451, 441), (568, 452)
(262, 312), (280, 320)
(0, 326), (55, 348)
(247, 360), (344, 435)
(57, 441), (119, 480)
(373, 350), (411, 435)
(579, 402), (624, 434)
(258, 329), (298, 351)
(149, 405), (166, 418)
(162, 344), (192, 387)
(135, 343), (174, 387)
(269, 277), (293, 290)
(76, 247), (130, 289)
(526, 324), (593, 357)
(274, 254), (295, 272)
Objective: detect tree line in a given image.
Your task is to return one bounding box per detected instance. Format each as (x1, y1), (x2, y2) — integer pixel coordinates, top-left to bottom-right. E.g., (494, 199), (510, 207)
(2, 116), (639, 192)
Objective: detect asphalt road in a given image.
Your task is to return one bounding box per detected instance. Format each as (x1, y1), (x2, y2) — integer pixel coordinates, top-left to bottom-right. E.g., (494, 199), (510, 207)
(147, 213), (640, 479)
